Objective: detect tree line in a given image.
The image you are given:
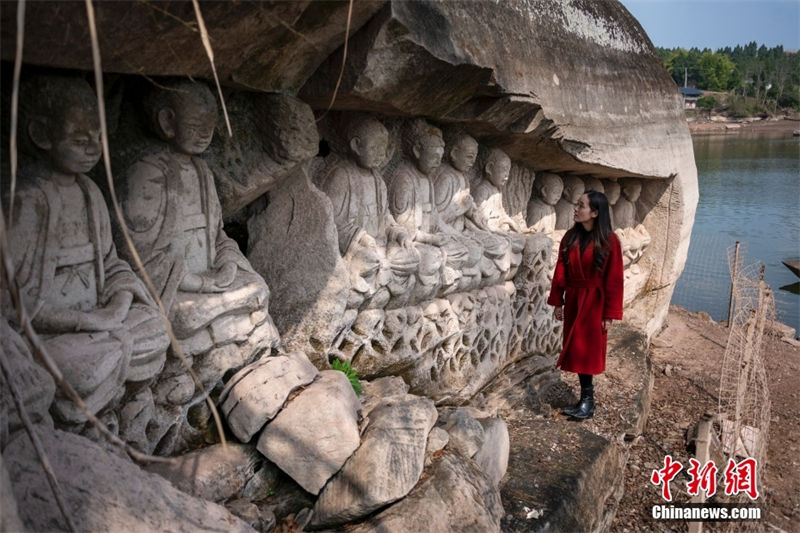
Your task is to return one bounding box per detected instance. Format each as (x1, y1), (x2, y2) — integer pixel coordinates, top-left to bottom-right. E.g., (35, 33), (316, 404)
(658, 42), (800, 113)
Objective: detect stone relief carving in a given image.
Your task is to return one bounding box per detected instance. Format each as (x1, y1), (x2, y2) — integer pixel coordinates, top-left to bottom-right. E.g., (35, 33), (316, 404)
(207, 92), (321, 220)
(526, 172), (563, 236)
(7, 75), (169, 434)
(584, 176), (604, 194)
(471, 148), (528, 278)
(433, 132), (511, 287)
(320, 117), (419, 310)
(604, 179), (621, 228)
(115, 79), (279, 454)
(554, 174), (585, 231)
(613, 178), (652, 269)
(3, 75), (654, 460)
(387, 119), (480, 300)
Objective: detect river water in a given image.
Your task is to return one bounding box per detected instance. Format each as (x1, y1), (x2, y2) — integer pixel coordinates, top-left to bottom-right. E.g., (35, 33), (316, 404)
(671, 131), (800, 334)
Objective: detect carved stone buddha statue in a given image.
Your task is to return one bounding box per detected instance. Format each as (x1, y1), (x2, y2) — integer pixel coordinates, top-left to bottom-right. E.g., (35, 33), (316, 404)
(526, 172), (563, 235)
(8, 74), (169, 428)
(321, 116), (420, 308)
(116, 79), (277, 453)
(433, 132), (509, 286)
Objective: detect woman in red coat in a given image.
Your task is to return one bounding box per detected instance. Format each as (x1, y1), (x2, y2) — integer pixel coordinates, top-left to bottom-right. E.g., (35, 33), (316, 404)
(547, 190), (623, 419)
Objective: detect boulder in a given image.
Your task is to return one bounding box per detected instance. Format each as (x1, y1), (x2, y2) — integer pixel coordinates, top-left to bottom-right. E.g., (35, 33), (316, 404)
(310, 394), (437, 528)
(425, 427), (450, 461)
(472, 417), (510, 486)
(3, 427), (255, 533)
(360, 375), (411, 417)
(145, 443), (277, 503)
(219, 351), (318, 442)
(442, 409), (485, 458)
(345, 451), (504, 533)
(247, 166), (350, 365)
(257, 370), (361, 495)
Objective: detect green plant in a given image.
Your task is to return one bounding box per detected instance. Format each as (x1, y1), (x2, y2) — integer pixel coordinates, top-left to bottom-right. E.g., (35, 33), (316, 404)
(331, 359), (363, 396)
(696, 96), (717, 110)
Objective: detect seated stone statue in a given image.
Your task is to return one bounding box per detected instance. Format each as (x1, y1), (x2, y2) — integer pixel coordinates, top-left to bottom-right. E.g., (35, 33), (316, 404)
(8, 74), (169, 427)
(554, 175), (585, 231)
(388, 119), (479, 299)
(433, 132), (509, 287)
(526, 172), (563, 235)
(117, 79), (277, 453)
(613, 178), (651, 269)
(471, 148), (528, 276)
(321, 116), (420, 308)
(603, 179), (621, 228)
(584, 176), (604, 195)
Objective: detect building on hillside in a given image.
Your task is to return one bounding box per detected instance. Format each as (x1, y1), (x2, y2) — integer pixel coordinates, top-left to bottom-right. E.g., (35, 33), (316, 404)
(680, 87), (703, 109)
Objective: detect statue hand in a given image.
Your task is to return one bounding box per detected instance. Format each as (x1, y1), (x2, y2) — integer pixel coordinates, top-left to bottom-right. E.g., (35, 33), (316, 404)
(79, 308), (125, 331)
(213, 262), (237, 289)
(358, 232), (378, 250)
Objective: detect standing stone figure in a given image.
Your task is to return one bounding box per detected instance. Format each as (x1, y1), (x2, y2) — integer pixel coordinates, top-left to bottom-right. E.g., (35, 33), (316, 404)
(526, 172), (564, 235)
(116, 79), (277, 454)
(321, 117), (420, 308)
(388, 119), (476, 299)
(433, 132), (509, 286)
(472, 148), (527, 274)
(8, 75), (169, 428)
(554, 175), (585, 231)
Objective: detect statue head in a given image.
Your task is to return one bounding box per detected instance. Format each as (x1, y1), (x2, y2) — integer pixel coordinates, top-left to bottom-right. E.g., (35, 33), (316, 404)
(584, 176), (604, 194)
(144, 80), (217, 155)
(448, 133), (479, 173)
(20, 75), (101, 175)
(536, 172), (564, 205)
(561, 175), (585, 203)
(604, 180), (621, 205)
(348, 117), (389, 170)
(621, 178), (642, 202)
(639, 179), (662, 206)
(256, 94), (319, 165)
(405, 119), (444, 176)
(484, 148), (511, 189)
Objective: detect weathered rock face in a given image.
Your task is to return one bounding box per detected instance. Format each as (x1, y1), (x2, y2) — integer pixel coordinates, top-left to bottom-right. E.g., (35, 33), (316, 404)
(299, 0), (696, 338)
(144, 443), (276, 503)
(1, 0), (696, 530)
(4, 428), (255, 533)
(219, 351), (319, 443)
(345, 451), (505, 533)
(257, 370), (361, 495)
(0, 1), (385, 94)
(311, 394), (438, 528)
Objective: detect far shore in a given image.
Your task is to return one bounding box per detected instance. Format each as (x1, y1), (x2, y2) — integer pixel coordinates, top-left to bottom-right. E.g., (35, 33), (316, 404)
(688, 114), (800, 135)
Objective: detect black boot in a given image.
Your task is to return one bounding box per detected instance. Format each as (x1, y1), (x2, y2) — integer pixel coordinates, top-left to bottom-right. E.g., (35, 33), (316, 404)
(569, 385), (595, 420)
(561, 384), (589, 416)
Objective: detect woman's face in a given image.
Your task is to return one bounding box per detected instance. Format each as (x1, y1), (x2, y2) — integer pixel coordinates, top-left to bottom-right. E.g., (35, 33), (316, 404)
(574, 193), (598, 225)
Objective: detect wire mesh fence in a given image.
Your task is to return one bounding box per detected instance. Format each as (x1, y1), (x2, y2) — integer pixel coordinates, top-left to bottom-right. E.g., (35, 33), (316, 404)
(716, 242), (772, 530)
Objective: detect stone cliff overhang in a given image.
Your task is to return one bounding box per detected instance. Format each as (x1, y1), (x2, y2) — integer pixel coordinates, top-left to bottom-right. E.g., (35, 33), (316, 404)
(1, 0), (689, 179)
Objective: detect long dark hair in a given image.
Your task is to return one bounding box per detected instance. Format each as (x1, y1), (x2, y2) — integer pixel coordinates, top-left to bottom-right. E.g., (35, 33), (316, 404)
(561, 190), (613, 272)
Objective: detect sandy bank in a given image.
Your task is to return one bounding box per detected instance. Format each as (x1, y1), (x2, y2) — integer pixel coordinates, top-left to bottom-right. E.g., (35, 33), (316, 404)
(688, 116), (800, 135)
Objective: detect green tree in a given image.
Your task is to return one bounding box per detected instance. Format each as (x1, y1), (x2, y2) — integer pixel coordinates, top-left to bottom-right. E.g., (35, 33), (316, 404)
(697, 51), (736, 91)
(665, 48), (700, 87)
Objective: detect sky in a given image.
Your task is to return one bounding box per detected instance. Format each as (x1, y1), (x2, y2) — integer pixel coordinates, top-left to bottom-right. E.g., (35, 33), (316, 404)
(619, 0), (800, 51)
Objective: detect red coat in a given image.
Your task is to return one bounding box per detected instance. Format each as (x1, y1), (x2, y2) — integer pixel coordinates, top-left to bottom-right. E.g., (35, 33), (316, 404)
(547, 232), (624, 375)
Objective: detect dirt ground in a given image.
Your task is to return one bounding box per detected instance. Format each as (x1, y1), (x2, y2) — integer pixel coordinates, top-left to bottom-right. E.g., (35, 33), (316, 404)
(609, 305), (800, 533)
